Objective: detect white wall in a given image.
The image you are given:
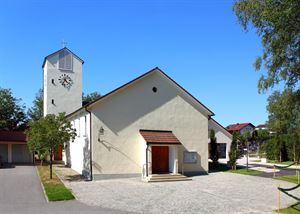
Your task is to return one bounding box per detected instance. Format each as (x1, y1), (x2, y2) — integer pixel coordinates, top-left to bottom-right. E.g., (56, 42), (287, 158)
(208, 119), (232, 161)
(65, 112), (91, 177)
(43, 50), (82, 116)
(90, 71), (209, 178)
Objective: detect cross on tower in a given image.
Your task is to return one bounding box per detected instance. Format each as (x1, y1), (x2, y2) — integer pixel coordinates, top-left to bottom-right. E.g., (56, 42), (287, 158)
(61, 39), (68, 48)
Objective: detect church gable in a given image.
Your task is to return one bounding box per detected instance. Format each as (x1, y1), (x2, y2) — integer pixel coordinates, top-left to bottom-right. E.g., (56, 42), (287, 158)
(86, 68), (213, 116)
(88, 68), (212, 133)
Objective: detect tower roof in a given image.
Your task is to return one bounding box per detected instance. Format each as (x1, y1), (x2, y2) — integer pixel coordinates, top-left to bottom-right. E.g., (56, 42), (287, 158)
(42, 47), (84, 68)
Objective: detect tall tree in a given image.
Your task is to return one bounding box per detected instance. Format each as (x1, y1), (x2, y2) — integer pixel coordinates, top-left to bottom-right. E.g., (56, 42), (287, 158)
(82, 92), (101, 104)
(229, 132), (240, 170)
(0, 87), (27, 131)
(267, 89), (299, 134)
(266, 88), (300, 162)
(233, 0), (300, 92)
(26, 113), (76, 179)
(209, 129), (219, 165)
(28, 89), (43, 121)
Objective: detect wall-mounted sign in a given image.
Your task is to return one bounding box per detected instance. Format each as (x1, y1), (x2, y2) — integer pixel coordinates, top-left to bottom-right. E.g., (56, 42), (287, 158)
(183, 151), (197, 163)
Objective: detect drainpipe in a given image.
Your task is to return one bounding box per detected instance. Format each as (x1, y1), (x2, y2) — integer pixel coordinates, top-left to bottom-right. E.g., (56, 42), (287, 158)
(85, 107), (93, 181)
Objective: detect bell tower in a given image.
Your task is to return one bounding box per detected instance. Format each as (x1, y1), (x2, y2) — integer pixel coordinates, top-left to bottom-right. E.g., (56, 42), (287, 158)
(43, 47), (83, 116)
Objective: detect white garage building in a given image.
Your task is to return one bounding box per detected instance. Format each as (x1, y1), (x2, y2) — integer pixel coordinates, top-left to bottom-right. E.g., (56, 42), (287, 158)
(0, 131), (33, 164)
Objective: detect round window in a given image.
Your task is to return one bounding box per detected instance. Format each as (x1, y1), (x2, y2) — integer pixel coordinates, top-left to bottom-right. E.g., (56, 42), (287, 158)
(152, 87), (157, 93)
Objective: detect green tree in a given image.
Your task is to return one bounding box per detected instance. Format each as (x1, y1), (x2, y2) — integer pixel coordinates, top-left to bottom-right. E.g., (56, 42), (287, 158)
(255, 129), (270, 157)
(229, 132), (240, 170)
(0, 87), (27, 131)
(28, 89), (43, 121)
(266, 88), (300, 162)
(209, 130), (219, 165)
(82, 91), (101, 104)
(233, 0), (300, 92)
(26, 113), (76, 179)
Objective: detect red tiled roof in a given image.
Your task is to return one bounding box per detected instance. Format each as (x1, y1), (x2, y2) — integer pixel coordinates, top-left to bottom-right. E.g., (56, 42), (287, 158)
(256, 124), (266, 129)
(0, 131), (27, 142)
(140, 130), (181, 145)
(226, 123), (254, 132)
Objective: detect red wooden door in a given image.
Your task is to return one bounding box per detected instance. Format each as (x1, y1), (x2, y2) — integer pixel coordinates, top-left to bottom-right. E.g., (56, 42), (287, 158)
(54, 145), (62, 161)
(152, 146), (169, 174)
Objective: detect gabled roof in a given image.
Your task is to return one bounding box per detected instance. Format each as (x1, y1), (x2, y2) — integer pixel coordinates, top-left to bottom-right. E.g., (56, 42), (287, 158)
(42, 47), (84, 68)
(0, 131), (27, 142)
(226, 123), (255, 132)
(66, 67), (214, 118)
(140, 130), (181, 145)
(210, 118), (232, 138)
(256, 124), (266, 129)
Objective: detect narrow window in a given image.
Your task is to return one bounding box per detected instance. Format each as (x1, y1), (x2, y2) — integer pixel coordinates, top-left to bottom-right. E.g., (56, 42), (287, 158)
(84, 116), (87, 136)
(51, 99), (54, 104)
(78, 118), (81, 136)
(52, 79), (55, 84)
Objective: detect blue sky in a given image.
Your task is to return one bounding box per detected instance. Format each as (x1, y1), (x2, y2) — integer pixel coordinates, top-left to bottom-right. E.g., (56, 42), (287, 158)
(0, 0), (275, 126)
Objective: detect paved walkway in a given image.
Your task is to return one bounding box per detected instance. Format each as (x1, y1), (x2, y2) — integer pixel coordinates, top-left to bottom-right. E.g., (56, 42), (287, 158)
(67, 172), (300, 214)
(0, 165), (126, 214)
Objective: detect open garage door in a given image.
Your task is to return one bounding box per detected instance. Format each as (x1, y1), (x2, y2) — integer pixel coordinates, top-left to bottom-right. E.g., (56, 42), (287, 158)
(0, 144), (8, 163)
(12, 144), (32, 163)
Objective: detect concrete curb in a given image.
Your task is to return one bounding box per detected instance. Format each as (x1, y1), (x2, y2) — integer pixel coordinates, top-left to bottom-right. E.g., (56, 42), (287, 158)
(35, 165), (49, 203)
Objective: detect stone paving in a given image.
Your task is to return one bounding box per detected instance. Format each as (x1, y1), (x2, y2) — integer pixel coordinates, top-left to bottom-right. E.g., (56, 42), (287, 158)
(61, 169), (300, 214)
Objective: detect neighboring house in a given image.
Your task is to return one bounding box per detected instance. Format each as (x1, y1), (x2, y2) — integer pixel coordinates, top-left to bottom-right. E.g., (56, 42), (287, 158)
(208, 119), (232, 161)
(255, 124), (267, 130)
(0, 131), (33, 164)
(226, 123), (255, 135)
(42, 48), (230, 180)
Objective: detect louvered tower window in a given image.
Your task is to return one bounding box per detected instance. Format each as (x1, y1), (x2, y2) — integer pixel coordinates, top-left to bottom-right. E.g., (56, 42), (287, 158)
(59, 49), (73, 70)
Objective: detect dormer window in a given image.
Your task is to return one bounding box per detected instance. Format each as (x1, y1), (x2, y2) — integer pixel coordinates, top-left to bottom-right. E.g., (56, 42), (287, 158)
(59, 49), (73, 71)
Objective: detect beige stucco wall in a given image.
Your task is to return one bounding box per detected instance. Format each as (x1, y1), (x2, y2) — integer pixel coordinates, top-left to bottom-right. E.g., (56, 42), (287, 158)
(43, 51), (82, 116)
(90, 71), (209, 178)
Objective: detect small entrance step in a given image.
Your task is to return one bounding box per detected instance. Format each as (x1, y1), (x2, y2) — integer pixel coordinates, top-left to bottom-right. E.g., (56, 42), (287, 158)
(146, 173), (192, 182)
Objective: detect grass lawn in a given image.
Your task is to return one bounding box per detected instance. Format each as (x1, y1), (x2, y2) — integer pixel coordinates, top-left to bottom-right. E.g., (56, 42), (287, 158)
(279, 203), (300, 214)
(209, 163), (262, 175)
(37, 165), (75, 201)
(275, 175), (300, 184)
(227, 168), (263, 175)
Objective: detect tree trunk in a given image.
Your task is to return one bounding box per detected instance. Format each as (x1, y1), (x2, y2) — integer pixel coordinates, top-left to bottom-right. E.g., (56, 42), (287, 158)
(49, 148), (53, 179)
(279, 150), (282, 163)
(294, 142), (296, 163)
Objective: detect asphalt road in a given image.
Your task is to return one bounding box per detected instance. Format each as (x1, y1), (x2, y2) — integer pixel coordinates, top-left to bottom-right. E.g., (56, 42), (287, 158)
(0, 165), (126, 214)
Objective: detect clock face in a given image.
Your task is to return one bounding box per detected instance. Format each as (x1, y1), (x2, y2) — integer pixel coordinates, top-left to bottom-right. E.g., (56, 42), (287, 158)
(58, 74), (73, 88)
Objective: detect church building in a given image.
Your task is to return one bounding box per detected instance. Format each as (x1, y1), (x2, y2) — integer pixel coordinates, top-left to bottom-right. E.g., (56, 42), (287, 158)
(42, 47), (232, 181)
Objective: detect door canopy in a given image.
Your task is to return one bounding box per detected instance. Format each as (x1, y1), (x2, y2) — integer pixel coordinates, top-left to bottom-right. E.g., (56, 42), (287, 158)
(139, 130), (181, 145)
